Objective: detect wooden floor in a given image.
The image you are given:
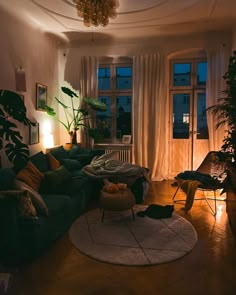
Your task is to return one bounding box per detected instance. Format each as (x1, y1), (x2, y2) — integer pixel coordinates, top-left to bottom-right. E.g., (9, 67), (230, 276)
(9, 180), (236, 295)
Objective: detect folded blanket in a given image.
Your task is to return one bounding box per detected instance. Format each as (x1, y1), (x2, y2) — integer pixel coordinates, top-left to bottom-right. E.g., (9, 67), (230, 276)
(82, 152), (150, 182)
(176, 178), (202, 212)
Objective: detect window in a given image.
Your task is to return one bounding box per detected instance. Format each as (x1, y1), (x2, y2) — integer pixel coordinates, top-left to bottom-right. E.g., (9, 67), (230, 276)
(96, 59), (132, 143)
(171, 59), (208, 140)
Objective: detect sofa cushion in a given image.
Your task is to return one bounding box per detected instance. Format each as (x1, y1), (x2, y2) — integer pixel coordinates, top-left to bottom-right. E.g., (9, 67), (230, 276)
(15, 180), (49, 216)
(18, 190), (38, 219)
(49, 146), (68, 161)
(42, 194), (71, 216)
(60, 158), (82, 171)
(0, 168), (16, 190)
(30, 151), (49, 173)
(43, 166), (72, 194)
(47, 153), (61, 170)
(16, 161), (44, 191)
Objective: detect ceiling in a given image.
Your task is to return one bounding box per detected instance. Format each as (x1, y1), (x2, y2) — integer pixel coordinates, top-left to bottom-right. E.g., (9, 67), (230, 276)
(1, 0), (236, 43)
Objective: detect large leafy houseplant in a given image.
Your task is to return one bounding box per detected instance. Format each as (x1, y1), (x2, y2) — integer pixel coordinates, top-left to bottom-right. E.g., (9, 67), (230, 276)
(45, 86), (106, 145)
(207, 50), (236, 167)
(0, 90), (33, 168)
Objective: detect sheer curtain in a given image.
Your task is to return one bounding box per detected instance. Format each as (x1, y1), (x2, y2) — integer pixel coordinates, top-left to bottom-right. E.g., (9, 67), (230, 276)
(133, 53), (169, 181)
(78, 56), (99, 147)
(206, 47), (229, 151)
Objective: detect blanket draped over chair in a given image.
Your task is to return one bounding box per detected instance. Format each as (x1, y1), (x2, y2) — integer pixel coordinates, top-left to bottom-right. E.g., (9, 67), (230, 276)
(82, 152), (150, 202)
(82, 152), (149, 182)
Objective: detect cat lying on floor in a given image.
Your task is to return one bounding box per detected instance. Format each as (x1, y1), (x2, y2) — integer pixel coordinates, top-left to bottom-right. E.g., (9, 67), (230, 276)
(137, 204), (174, 219)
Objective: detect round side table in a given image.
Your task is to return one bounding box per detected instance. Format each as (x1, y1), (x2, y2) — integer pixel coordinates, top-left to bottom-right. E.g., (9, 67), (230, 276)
(100, 188), (136, 222)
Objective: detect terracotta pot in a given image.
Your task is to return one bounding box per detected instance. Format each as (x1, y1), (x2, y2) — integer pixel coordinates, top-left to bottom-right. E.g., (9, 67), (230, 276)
(63, 143), (73, 150)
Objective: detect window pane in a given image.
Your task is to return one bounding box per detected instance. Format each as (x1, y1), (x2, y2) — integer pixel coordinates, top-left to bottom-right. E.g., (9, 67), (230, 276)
(173, 63), (191, 86)
(173, 94), (190, 139)
(96, 96), (111, 139)
(197, 62), (207, 86)
(116, 67), (132, 89)
(116, 96), (132, 139)
(197, 93), (209, 139)
(98, 68), (110, 90)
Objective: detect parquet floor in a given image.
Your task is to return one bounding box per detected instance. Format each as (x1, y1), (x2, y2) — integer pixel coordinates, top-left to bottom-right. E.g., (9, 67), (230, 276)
(9, 180), (236, 295)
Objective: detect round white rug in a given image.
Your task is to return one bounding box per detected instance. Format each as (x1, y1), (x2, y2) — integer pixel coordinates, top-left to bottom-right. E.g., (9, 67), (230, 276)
(69, 205), (198, 266)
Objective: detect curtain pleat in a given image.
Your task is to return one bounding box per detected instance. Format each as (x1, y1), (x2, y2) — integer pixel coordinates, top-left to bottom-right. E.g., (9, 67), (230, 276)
(133, 54), (168, 181)
(78, 56), (99, 147)
(206, 47), (229, 151)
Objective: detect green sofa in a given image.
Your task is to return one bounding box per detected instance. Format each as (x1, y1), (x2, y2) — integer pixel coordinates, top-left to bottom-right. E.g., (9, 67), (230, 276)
(0, 146), (105, 266)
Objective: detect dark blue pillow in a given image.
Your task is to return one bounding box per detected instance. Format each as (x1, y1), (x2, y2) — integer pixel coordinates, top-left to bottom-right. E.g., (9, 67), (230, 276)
(30, 151), (49, 172)
(50, 146), (69, 161)
(60, 159), (82, 171)
(0, 168), (16, 190)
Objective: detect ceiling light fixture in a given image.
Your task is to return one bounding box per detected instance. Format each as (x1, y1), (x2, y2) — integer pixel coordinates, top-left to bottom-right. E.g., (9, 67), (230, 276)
(73, 0), (119, 27)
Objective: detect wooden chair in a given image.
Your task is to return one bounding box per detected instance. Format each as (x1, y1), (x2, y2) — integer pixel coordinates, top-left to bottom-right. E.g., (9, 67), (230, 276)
(172, 151), (228, 216)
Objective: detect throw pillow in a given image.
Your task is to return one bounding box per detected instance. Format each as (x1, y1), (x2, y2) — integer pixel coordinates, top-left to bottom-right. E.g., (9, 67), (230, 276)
(18, 190), (38, 219)
(60, 158), (82, 171)
(0, 168), (16, 190)
(49, 146), (68, 161)
(16, 161), (44, 191)
(44, 166), (72, 193)
(47, 153), (61, 170)
(30, 151), (49, 173)
(15, 180), (49, 216)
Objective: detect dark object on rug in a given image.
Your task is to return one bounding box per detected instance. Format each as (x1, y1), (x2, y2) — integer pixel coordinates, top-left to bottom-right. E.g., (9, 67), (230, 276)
(137, 204), (174, 219)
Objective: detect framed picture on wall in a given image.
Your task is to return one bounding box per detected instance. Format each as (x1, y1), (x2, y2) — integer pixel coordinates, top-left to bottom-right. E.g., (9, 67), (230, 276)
(36, 83), (47, 111)
(29, 122), (39, 145)
(122, 135), (132, 144)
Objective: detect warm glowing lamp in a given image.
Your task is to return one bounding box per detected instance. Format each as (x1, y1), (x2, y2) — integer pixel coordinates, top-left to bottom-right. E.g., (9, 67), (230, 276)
(42, 121), (54, 148)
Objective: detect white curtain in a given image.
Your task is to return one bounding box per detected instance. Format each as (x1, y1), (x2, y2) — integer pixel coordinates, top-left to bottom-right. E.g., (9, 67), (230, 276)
(78, 56), (99, 147)
(206, 47), (230, 151)
(133, 53), (169, 181)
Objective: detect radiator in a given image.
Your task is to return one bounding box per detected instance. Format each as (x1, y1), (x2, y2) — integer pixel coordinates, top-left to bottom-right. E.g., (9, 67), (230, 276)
(105, 148), (132, 163)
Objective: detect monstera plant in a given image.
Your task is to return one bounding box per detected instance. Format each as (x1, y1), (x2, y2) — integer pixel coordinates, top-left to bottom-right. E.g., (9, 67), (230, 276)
(45, 86), (106, 145)
(0, 90), (33, 168)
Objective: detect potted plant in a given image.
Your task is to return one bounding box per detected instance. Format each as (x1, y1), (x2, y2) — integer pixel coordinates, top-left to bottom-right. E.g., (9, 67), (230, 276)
(207, 50), (236, 229)
(0, 90), (33, 169)
(45, 86), (106, 148)
(207, 50), (236, 166)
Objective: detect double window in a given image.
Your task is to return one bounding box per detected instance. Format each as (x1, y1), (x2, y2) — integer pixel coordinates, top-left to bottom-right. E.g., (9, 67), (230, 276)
(96, 59), (133, 143)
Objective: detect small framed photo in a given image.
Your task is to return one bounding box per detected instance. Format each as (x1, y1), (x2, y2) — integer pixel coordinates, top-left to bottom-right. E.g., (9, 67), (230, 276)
(36, 83), (47, 111)
(29, 122), (39, 145)
(122, 135), (132, 144)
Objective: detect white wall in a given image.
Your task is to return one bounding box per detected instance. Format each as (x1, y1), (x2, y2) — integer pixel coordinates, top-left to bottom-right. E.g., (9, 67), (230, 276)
(232, 28), (236, 51)
(0, 6), (61, 166)
(60, 30), (232, 88)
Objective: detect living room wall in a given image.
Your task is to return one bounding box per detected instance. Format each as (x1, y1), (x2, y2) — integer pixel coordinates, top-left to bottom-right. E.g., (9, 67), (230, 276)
(0, 6), (61, 167)
(232, 28), (236, 50)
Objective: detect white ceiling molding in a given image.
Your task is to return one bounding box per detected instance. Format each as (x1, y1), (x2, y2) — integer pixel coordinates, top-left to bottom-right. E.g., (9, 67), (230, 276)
(0, 0), (235, 43)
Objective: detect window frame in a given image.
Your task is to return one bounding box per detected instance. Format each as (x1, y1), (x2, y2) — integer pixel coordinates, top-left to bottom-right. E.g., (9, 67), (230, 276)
(97, 59), (133, 143)
(170, 58), (207, 91)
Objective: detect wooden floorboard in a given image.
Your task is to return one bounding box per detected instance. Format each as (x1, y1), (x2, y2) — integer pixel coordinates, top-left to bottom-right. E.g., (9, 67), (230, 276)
(8, 180), (236, 295)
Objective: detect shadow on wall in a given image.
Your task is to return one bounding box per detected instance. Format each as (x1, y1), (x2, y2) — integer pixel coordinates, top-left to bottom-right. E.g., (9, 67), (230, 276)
(63, 31), (115, 88)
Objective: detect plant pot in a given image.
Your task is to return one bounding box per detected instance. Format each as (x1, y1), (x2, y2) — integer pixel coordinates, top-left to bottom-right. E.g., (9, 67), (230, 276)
(63, 143), (73, 150)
